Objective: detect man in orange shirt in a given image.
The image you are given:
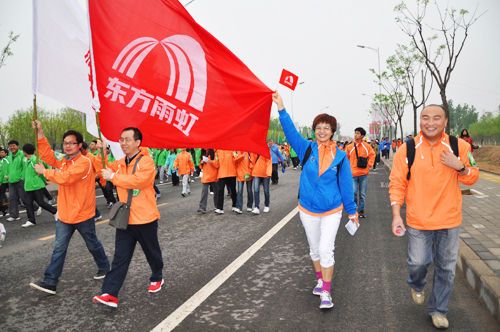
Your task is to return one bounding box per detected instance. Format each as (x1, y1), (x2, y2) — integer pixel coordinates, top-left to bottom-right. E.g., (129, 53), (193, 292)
(29, 121), (110, 295)
(389, 105), (479, 329)
(346, 127), (375, 218)
(173, 148), (194, 197)
(214, 149), (237, 214)
(93, 127), (164, 308)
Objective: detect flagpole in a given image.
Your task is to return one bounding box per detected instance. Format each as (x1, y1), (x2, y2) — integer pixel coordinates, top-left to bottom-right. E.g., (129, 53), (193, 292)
(33, 94), (40, 161)
(95, 111), (107, 168)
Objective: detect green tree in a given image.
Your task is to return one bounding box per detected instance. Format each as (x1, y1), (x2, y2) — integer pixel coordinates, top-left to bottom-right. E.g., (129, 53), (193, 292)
(395, 0), (482, 133)
(0, 31), (20, 70)
(448, 100), (478, 135)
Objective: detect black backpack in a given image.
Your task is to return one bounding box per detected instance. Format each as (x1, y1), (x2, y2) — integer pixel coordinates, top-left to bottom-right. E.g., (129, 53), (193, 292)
(406, 135), (459, 180)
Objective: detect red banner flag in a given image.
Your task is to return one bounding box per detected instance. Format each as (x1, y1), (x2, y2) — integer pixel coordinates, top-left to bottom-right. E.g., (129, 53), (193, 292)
(89, 0), (272, 156)
(279, 69), (299, 91)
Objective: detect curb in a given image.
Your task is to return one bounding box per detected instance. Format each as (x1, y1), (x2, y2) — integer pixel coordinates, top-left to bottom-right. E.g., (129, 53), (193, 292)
(381, 157), (500, 322)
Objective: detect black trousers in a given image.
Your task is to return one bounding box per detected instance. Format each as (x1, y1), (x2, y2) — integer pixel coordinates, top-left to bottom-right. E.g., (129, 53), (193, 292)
(102, 220), (164, 297)
(0, 183), (8, 213)
(271, 163), (279, 184)
(98, 180), (116, 204)
(215, 177), (236, 210)
(171, 173), (179, 186)
(25, 188), (57, 223)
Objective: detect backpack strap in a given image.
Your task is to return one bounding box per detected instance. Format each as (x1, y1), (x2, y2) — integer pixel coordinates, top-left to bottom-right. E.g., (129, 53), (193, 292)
(300, 145), (313, 167)
(406, 139), (416, 181)
(449, 135), (459, 157)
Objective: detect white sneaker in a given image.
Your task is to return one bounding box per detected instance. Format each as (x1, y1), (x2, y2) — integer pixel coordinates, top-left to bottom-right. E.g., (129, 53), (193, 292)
(263, 206), (270, 213)
(36, 207), (42, 216)
(21, 221), (36, 228)
(6, 217), (20, 222)
(214, 209), (224, 214)
(431, 313), (449, 329)
(251, 207), (260, 215)
(232, 208), (242, 214)
(209, 192), (214, 195)
(246, 208), (253, 212)
(159, 181), (164, 184)
(319, 291), (334, 309)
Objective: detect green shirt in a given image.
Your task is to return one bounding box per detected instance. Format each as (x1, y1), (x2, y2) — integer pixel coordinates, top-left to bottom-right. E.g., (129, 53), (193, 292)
(0, 157), (10, 184)
(155, 149), (168, 166)
(7, 150), (25, 183)
(194, 148), (202, 167)
(23, 155), (47, 192)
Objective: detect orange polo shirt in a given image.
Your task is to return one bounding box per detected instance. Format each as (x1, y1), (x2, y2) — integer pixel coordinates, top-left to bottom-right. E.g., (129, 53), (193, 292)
(389, 132), (479, 230)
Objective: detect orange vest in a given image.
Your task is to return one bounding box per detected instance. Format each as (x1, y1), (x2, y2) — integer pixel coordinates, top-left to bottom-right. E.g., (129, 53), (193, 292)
(107, 148), (160, 225)
(389, 133), (479, 230)
(38, 137), (96, 224)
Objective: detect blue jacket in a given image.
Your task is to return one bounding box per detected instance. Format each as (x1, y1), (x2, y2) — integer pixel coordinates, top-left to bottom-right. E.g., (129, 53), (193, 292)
(279, 109), (357, 215)
(379, 141), (386, 151)
(270, 144), (284, 164)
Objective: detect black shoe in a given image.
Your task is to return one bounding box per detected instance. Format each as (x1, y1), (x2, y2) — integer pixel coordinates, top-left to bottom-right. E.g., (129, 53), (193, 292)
(94, 269), (108, 280)
(29, 280), (56, 295)
(359, 211), (366, 218)
(181, 193), (186, 197)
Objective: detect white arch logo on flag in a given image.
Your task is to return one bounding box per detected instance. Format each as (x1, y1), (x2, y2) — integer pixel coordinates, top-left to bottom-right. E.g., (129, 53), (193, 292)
(284, 75), (294, 87)
(111, 35), (207, 112)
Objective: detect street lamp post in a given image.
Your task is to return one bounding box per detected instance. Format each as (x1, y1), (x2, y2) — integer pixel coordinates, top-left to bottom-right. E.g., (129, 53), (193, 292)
(358, 44), (386, 139)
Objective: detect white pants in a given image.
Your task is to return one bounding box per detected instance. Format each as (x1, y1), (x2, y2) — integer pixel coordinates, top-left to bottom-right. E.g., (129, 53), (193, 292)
(182, 174), (191, 194)
(300, 210), (342, 268)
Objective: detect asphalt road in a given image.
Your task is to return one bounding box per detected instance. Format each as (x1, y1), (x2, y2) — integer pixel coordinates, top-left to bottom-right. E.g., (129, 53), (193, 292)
(0, 166), (498, 331)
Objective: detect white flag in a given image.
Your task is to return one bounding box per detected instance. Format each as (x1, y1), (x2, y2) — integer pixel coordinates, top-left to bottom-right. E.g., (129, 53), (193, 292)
(32, 0), (123, 159)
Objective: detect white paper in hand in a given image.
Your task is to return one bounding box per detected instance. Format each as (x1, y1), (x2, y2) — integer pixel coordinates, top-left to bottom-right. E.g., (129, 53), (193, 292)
(345, 219), (359, 236)
(202, 156), (209, 163)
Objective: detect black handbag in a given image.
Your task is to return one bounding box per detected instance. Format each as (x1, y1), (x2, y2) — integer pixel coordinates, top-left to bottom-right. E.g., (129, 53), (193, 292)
(109, 156), (143, 230)
(354, 143), (368, 168)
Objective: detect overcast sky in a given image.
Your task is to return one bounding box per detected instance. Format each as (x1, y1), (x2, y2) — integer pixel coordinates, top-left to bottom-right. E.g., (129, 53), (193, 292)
(1, 0), (499, 138)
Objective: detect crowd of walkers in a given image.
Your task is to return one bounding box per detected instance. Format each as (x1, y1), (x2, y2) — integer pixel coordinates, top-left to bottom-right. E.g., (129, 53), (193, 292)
(0, 101), (480, 329)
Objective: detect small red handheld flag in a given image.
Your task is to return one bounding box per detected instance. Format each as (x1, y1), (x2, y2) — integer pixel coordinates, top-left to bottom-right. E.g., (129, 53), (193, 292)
(279, 69), (299, 91)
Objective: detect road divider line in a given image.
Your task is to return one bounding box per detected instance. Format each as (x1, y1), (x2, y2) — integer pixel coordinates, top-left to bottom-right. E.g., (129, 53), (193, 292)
(151, 207), (299, 332)
(37, 202), (169, 241)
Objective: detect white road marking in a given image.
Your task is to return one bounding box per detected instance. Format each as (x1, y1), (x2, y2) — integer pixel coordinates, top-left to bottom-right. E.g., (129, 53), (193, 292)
(151, 207), (299, 332)
(470, 189), (489, 199)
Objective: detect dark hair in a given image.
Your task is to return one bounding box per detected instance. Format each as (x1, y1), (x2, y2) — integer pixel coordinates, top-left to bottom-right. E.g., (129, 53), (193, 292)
(0, 148), (8, 154)
(8, 140), (19, 146)
(169, 149), (176, 154)
(460, 129), (470, 138)
(354, 127), (366, 137)
(22, 143), (35, 155)
(312, 113), (337, 138)
(207, 149), (215, 160)
(122, 127), (143, 144)
(63, 130), (83, 144)
(81, 142), (89, 150)
(91, 140), (98, 144)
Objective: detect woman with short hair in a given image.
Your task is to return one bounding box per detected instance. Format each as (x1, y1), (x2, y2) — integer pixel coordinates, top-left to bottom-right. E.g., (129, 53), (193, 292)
(273, 91), (359, 310)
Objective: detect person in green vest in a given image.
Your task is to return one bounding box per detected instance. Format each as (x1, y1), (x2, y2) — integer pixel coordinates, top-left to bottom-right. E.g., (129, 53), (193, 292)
(193, 148), (202, 177)
(5, 140), (27, 222)
(155, 149), (169, 184)
(0, 148), (9, 216)
(20, 144), (58, 227)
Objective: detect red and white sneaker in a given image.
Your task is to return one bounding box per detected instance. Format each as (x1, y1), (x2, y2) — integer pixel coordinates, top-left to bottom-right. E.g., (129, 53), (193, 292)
(92, 293), (119, 308)
(148, 279), (164, 293)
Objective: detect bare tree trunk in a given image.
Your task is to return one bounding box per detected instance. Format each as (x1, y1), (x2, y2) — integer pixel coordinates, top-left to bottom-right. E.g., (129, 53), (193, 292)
(440, 89), (450, 134)
(413, 105), (418, 136)
(399, 117), (404, 140)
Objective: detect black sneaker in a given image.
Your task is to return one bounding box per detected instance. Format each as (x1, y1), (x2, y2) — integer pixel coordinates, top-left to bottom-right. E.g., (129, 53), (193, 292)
(29, 280), (56, 295)
(359, 211), (366, 218)
(94, 269), (108, 280)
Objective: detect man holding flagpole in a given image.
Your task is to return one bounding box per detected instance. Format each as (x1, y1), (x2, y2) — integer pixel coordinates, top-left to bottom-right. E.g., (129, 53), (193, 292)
(29, 120), (110, 295)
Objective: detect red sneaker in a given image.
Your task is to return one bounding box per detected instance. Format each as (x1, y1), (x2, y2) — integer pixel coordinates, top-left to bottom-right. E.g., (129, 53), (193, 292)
(93, 293), (119, 308)
(148, 279), (164, 293)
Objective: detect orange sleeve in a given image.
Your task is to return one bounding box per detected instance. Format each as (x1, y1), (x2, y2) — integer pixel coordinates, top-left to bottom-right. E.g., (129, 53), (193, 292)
(43, 157), (93, 185)
(189, 156), (194, 172)
(388, 144), (408, 207)
(458, 140), (479, 186)
(173, 155), (179, 170)
(38, 137), (63, 169)
(112, 156), (155, 190)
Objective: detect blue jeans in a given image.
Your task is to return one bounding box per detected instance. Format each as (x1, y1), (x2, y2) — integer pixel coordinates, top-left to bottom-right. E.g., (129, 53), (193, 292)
(43, 218), (109, 286)
(353, 175), (367, 212)
(236, 180), (253, 210)
(407, 226), (460, 315)
(253, 177), (270, 209)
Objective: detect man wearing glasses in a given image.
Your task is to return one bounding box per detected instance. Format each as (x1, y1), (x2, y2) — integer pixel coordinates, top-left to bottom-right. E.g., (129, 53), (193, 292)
(28, 120), (110, 295)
